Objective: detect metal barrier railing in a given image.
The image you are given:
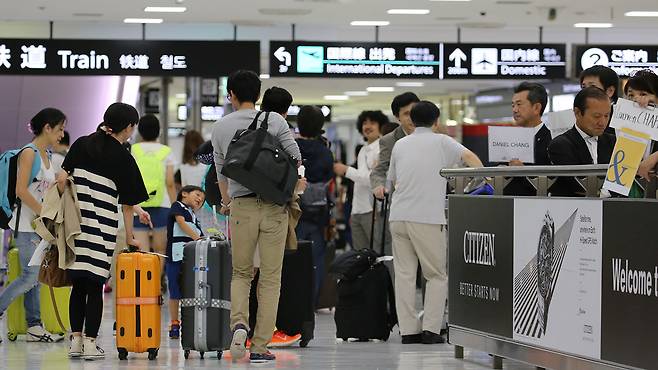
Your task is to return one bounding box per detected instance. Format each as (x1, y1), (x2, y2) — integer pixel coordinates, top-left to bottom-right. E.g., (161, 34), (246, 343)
(440, 164), (657, 199)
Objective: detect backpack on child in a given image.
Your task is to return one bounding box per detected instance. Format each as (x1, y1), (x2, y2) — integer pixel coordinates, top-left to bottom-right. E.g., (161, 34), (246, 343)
(0, 143), (41, 230)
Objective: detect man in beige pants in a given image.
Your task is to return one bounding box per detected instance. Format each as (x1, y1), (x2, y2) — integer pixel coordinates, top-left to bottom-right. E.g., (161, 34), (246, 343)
(386, 101), (482, 344)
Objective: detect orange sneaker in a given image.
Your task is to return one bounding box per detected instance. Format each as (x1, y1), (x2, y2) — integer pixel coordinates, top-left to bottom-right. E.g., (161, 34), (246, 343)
(268, 331), (302, 348)
(246, 338), (251, 349)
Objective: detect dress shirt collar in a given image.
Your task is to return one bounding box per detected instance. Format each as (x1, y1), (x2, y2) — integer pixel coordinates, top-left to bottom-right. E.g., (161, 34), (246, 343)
(575, 124), (598, 142)
(413, 127), (433, 134)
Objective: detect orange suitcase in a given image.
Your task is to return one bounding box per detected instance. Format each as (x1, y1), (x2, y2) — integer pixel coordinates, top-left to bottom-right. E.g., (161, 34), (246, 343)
(115, 250), (162, 360)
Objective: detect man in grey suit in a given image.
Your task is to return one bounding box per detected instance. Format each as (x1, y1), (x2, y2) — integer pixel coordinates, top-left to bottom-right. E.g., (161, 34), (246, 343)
(370, 92), (420, 199)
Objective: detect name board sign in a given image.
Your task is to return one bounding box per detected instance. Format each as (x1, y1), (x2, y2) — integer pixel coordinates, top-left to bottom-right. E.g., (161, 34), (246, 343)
(610, 98), (658, 140)
(269, 41), (441, 79)
(575, 45), (658, 77)
(488, 126), (535, 163)
(442, 43), (567, 79)
(0, 39), (260, 76)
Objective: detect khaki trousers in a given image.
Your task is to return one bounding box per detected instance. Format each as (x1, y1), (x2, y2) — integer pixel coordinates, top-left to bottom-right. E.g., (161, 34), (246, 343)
(390, 221), (447, 335)
(229, 197), (288, 354)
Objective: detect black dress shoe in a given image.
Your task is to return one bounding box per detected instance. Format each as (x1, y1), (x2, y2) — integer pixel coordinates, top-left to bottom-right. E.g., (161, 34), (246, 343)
(401, 333), (423, 344)
(422, 330), (445, 344)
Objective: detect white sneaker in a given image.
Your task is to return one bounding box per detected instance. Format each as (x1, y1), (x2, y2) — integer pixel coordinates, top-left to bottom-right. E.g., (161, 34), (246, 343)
(82, 337), (105, 361)
(69, 336), (83, 358)
(26, 325), (64, 342)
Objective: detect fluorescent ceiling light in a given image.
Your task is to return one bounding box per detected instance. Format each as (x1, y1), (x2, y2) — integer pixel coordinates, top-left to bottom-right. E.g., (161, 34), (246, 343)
(430, 0), (471, 2)
(175, 93), (187, 99)
(396, 81), (425, 87)
(350, 20), (390, 26)
(144, 6), (187, 13)
(625, 11), (658, 17)
(367, 86), (395, 92)
(446, 120), (458, 126)
(124, 18), (163, 24)
(387, 9), (430, 15)
(324, 95), (350, 101)
(344, 91), (369, 96)
(259, 74), (270, 79)
(574, 22), (613, 28)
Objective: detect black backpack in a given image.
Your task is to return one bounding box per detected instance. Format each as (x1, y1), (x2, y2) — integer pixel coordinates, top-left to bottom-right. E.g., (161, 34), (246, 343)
(221, 112), (298, 205)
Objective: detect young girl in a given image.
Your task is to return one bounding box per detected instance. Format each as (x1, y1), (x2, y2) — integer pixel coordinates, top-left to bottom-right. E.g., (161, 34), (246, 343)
(61, 103), (149, 360)
(0, 108), (66, 343)
(166, 185), (205, 339)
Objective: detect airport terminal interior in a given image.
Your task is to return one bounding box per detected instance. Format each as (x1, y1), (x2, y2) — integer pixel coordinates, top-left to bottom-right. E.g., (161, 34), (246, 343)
(1, 0), (658, 369)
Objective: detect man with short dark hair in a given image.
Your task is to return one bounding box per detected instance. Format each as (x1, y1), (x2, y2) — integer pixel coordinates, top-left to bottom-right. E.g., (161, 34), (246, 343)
(211, 70), (301, 363)
(387, 101), (482, 345)
(334, 110), (387, 250)
(548, 87), (616, 196)
(505, 82), (552, 195)
(580, 65), (620, 135)
(261, 86), (293, 118)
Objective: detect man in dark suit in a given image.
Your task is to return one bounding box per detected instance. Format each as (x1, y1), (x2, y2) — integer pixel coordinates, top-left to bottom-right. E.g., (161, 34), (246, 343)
(548, 87), (616, 197)
(504, 82), (552, 196)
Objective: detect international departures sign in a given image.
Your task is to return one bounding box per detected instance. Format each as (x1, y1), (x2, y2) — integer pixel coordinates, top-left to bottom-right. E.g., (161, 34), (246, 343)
(270, 41), (568, 80)
(575, 45), (658, 77)
(0, 39), (260, 76)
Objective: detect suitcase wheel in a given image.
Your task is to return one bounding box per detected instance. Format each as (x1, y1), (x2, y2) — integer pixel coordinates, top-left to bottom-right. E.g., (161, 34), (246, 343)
(148, 348), (158, 361)
(7, 331), (17, 341)
(217, 351), (222, 360)
(199, 351), (205, 359)
(184, 350), (190, 359)
(118, 348), (128, 360)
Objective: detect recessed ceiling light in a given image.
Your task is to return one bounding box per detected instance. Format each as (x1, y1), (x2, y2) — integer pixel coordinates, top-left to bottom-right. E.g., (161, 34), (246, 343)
(124, 18), (163, 24)
(344, 91), (369, 96)
(259, 74), (270, 79)
(574, 22), (613, 28)
(350, 20), (390, 26)
(144, 6), (187, 13)
(430, 0), (471, 2)
(324, 95), (350, 101)
(446, 119), (458, 126)
(625, 11), (658, 17)
(396, 82), (425, 87)
(367, 86), (395, 92)
(387, 9), (430, 15)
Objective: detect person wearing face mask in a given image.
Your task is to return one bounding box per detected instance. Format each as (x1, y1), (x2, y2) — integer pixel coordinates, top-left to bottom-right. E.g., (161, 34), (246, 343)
(579, 65), (620, 135)
(625, 70), (658, 180)
(60, 103), (149, 360)
(548, 87), (617, 197)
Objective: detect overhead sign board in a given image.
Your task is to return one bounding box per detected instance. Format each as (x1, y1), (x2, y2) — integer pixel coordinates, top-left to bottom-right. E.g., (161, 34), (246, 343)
(269, 41), (441, 79)
(575, 44), (658, 77)
(0, 39), (260, 76)
(442, 43), (567, 79)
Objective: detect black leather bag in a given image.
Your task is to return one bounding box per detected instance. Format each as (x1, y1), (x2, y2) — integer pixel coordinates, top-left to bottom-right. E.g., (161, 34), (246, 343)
(221, 112), (298, 205)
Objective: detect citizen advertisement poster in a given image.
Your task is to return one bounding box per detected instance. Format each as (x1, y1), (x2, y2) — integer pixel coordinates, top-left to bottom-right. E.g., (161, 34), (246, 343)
(448, 196), (514, 338)
(512, 199), (602, 359)
(601, 200), (658, 370)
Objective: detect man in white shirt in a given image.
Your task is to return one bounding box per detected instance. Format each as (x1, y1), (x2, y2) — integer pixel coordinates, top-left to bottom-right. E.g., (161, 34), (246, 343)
(334, 110), (388, 250)
(386, 101), (483, 344)
(548, 87), (616, 196)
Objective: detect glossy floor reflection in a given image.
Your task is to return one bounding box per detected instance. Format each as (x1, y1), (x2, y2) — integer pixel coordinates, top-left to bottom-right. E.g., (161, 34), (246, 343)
(0, 296), (536, 370)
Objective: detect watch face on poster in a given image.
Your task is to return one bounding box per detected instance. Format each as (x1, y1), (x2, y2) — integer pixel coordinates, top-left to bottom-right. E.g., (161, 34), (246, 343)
(536, 211), (555, 333)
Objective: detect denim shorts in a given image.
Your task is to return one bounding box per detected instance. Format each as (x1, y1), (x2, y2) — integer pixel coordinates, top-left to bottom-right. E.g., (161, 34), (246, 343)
(166, 261), (183, 300)
(133, 207), (169, 230)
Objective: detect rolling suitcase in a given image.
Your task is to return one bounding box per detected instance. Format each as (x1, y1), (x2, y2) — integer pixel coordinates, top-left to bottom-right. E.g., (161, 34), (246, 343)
(180, 236), (232, 359)
(249, 240), (315, 347)
(115, 249), (162, 360)
(5, 247), (70, 341)
(316, 241), (338, 310)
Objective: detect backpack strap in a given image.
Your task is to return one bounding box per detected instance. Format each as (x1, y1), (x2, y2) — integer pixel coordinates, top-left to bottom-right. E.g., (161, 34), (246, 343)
(245, 112), (270, 171)
(247, 111), (264, 131)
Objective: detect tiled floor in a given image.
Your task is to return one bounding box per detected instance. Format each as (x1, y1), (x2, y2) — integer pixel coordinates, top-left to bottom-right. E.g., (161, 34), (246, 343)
(0, 297), (536, 370)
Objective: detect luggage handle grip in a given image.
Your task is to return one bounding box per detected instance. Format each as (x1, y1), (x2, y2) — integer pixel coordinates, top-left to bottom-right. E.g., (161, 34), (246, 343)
(198, 282), (212, 309)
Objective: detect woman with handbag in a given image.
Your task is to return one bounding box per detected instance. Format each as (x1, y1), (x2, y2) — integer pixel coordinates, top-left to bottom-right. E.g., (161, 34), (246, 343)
(0, 108), (67, 344)
(59, 103), (148, 360)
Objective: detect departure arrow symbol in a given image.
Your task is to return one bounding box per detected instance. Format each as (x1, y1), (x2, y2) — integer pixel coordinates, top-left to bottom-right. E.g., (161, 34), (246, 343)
(274, 47), (292, 67)
(449, 48), (467, 68)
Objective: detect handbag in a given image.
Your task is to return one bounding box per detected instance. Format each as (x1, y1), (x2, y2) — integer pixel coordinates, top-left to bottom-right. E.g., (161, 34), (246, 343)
(38, 244), (71, 288)
(221, 111), (298, 205)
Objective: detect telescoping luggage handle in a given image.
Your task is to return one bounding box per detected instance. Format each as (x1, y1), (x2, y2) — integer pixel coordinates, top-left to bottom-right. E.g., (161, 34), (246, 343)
(369, 193), (389, 255)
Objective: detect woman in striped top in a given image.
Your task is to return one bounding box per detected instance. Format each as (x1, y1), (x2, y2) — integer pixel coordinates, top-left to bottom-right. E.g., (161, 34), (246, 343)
(60, 103), (148, 360)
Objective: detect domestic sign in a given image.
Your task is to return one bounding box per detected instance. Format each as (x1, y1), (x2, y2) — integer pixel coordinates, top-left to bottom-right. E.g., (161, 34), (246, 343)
(488, 126), (535, 163)
(575, 45), (658, 77)
(442, 43), (567, 79)
(269, 41), (441, 78)
(0, 39), (260, 76)
(603, 128), (650, 196)
(610, 98), (658, 140)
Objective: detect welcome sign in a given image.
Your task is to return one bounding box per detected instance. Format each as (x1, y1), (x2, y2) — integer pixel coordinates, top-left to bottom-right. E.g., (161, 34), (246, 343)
(610, 98), (658, 140)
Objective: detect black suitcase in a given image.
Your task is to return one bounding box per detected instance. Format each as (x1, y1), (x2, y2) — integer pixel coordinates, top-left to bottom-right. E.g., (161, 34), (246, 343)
(334, 263), (397, 341)
(180, 237), (232, 359)
(249, 240), (315, 347)
(316, 240), (338, 310)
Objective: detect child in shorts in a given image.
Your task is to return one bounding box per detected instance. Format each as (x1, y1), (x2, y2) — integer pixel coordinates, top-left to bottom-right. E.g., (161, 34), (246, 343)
(166, 185), (205, 339)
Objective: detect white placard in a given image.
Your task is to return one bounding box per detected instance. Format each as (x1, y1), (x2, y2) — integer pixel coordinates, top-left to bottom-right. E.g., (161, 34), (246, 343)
(610, 98), (658, 140)
(545, 109), (574, 139)
(488, 126), (535, 163)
